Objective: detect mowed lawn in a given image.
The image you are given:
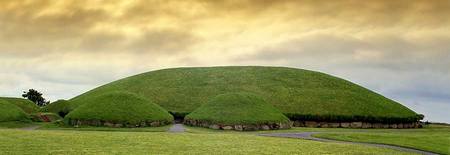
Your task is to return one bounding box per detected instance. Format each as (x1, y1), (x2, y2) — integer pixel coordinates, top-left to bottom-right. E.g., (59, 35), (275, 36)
(0, 129), (413, 155)
(313, 125), (450, 155)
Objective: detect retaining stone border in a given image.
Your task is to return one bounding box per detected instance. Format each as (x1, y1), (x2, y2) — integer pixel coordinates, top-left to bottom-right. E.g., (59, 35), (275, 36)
(67, 119), (172, 128)
(184, 119), (292, 131)
(293, 121), (421, 128)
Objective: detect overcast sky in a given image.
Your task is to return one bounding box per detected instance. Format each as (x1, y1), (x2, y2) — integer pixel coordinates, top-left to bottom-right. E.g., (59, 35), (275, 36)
(1, 0), (449, 123)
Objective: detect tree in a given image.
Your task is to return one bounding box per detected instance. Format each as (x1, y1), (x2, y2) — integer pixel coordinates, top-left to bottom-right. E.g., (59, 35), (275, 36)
(22, 89), (49, 107)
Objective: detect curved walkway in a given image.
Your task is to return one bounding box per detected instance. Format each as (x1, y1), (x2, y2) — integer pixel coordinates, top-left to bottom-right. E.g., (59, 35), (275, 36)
(259, 132), (438, 155)
(20, 125), (41, 131)
(168, 123), (185, 133)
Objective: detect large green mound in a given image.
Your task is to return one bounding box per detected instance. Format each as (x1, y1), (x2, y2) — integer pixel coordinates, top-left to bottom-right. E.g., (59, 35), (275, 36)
(41, 100), (72, 117)
(185, 92), (291, 130)
(0, 100), (30, 122)
(0, 97), (39, 114)
(70, 66), (419, 123)
(65, 92), (173, 127)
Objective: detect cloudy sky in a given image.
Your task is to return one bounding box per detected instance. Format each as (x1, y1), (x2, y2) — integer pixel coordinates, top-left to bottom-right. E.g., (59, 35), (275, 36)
(1, 0), (449, 123)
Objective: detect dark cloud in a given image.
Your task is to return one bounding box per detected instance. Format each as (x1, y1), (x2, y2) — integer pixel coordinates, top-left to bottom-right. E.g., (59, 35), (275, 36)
(129, 30), (199, 54)
(0, 1), (108, 41)
(243, 34), (450, 72)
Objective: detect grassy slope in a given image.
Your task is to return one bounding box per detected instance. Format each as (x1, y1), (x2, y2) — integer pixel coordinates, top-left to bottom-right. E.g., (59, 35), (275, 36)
(0, 129), (412, 154)
(313, 125), (450, 154)
(70, 66), (417, 120)
(41, 100), (71, 114)
(65, 92), (173, 124)
(0, 97), (39, 114)
(186, 92), (290, 124)
(0, 100), (29, 122)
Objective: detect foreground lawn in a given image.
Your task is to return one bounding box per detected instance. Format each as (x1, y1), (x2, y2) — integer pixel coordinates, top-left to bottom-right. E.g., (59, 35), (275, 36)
(0, 121), (40, 128)
(313, 125), (450, 154)
(0, 129), (412, 154)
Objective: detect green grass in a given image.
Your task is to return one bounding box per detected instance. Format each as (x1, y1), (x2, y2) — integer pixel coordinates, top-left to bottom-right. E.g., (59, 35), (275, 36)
(313, 125), (450, 154)
(0, 121), (40, 128)
(65, 92), (173, 125)
(184, 124), (450, 154)
(0, 129), (414, 154)
(41, 99), (72, 117)
(186, 92), (290, 125)
(70, 66), (418, 122)
(0, 100), (30, 122)
(0, 97), (39, 114)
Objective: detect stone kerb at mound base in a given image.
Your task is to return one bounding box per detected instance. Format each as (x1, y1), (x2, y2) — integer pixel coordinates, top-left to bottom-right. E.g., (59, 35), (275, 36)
(293, 121), (421, 129)
(67, 119), (172, 128)
(184, 119), (292, 131)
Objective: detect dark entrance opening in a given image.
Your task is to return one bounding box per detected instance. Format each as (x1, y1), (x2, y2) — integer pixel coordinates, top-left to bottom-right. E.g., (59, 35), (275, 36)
(169, 111), (187, 123)
(58, 111), (68, 118)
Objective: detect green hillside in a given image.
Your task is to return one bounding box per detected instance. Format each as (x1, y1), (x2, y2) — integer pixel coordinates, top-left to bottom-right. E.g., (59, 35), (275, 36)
(65, 92), (173, 127)
(0, 100), (30, 122)
(41, 100), (72, 117)
(185, 92), (290, 129)
(70, 66), (419, 123)
(0, 97), (39, 114)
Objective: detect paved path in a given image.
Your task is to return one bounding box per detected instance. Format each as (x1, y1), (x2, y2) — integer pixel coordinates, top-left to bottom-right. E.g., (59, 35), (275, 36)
(168, 123), (185, 133)
(20, 125), (41, 131)
(259, 132), (438, 155)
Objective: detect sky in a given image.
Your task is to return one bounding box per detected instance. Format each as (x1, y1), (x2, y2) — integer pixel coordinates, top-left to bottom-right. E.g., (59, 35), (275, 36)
(0, 0), (449, 123)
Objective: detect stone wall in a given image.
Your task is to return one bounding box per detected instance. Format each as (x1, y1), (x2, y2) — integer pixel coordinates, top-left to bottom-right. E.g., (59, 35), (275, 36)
(66, 119), (172, 128)
(184, 119), (292, 131)
(293, 121), (421, 128)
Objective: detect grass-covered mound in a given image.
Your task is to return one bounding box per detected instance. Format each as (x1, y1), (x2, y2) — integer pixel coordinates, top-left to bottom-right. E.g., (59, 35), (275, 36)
(65, 92), (173, 127)
(185, 92), (291, 130)
(70, 66), (420, 123)
(41, 100), (72, 117)
(0, 97), (39, 114)
(0, 100), (30, 122)
(31, 113), (62, 122)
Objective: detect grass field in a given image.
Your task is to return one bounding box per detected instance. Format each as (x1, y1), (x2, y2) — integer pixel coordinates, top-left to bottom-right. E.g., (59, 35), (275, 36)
(0, 122), (447, 154)
(70, 66), (418, 122)
(313, 125), (450, 154)
(0, 128), (413, 154)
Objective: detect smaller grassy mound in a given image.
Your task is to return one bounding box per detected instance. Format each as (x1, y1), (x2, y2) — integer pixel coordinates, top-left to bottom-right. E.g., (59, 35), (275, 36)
(41, 100), (72, 117)
(0, 100), (30, 122)
(185, 92), (291, 131)
(65, 92), (173, 127)
(31, 113), (62, 122)
(0, 97), (39, 114)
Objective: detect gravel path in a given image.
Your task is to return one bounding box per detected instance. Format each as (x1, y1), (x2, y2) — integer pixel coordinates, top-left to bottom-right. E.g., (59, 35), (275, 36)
(168, 123), (185, 133)
(259, 132), (438, 155)
(20, 125), (41, 131)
